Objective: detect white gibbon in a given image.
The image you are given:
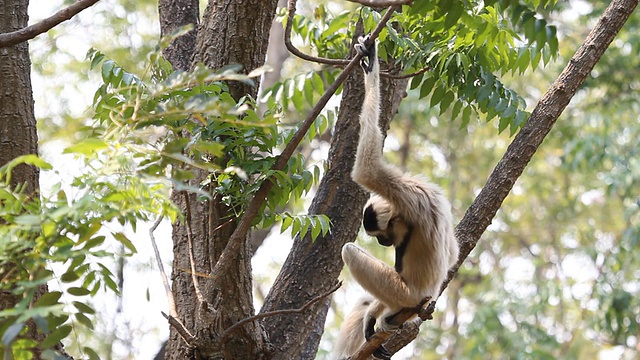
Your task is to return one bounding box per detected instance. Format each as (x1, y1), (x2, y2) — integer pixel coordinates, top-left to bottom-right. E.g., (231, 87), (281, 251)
(332, 35), (459, 360)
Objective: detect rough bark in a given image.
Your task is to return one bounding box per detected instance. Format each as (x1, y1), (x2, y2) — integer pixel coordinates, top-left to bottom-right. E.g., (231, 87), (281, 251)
(259, 26), (409, 358)
(0, 0), (38, 191)
(158, 0), (198, 71)
(193, 0), (278, 101)
(165, 0), (278, 359)
(0, 0), (46, 357)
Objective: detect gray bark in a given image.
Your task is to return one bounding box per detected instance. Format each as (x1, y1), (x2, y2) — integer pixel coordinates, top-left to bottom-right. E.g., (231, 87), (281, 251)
(165, 0), (278, 359)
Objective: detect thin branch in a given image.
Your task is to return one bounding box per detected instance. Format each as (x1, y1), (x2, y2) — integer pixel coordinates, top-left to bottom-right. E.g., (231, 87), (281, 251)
(183, 192), (206, 304)
(346, 0), (413, 7)
(149, 216), (178, 318)
(285, 0), (420, 79)
(382, 65), (430, 79)
(162, 311), (196, 345)
(209, 5), (399, 286)
(219, 281), (342, 342)
(0, 0), (101, 48)
(353, 0), (640, 356)
(284, 0), (350, 66)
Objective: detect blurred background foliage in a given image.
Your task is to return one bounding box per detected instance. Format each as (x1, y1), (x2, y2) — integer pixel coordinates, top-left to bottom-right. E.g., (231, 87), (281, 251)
(24, 0), (640, 359)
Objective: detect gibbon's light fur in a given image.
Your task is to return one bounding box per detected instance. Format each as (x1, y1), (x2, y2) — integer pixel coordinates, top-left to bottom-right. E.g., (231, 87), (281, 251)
(332, 36), (459, 359)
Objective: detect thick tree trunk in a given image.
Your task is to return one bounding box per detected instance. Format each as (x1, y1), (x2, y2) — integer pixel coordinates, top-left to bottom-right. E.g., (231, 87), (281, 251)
(0, 0), (46, 358)
(164, 0), (278, 359)
(259, 28), (409, 357)
(158, 0), (199, 71)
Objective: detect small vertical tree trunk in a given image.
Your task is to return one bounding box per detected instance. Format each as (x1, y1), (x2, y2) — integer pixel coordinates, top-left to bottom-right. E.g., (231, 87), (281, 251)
(0, 0), (47, 358)
(163, 0), (278, 358)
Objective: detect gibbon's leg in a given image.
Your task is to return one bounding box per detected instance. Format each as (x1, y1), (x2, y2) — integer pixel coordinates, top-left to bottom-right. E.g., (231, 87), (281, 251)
(342, 243), (421, 309)
(331, 296), (371, 360)
(362, 301), (393, 360)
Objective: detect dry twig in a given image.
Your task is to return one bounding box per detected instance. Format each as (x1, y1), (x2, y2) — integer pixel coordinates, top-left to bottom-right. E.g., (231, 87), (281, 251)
(219, 281), (342, 342)
(0, 0), (101, 48)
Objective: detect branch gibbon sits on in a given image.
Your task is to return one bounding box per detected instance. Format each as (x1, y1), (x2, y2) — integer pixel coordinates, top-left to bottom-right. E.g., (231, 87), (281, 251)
(332, 35), (459, 360)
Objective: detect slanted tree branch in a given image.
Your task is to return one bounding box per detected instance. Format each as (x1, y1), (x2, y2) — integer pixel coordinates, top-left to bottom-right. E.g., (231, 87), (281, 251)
(346, 0), (413, 7)
(209, 5), (398, 289)
(383, 65), (430, 79)
(349, 0), (640, 358)
(0, 0), (100, 48)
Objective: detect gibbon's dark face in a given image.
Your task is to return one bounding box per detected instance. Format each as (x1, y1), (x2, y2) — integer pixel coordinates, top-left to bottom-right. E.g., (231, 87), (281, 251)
(363, 204), (396, 247)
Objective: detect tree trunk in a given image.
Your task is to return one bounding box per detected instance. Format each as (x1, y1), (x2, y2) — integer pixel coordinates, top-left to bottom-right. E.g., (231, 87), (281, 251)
(164, 0), (278, 358)
(0, 0), (46, 358)
(259, 27), (409, 357)
(0, 0), (38, 192)
(158, 0), (199, 72)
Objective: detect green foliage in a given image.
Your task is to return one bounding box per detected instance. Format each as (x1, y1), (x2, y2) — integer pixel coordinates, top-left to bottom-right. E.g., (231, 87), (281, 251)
(283, 2), (559, 136)
(277, 212), (331, 241)
(391, 1), (559, 134)
(0, 151), (177, 357)
(2, 37), (332, 357)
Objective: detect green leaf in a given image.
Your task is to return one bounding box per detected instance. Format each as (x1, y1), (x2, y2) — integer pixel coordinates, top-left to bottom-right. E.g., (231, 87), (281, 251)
(63, 139), (108, 156)
(281, 215), (293, 233)
(292, 217), (302, 238)
(41, 325), (72, 349)
(73, 301), (96, 315)
(444, 1), (464, 28)
(451, 100), (463, 120)
(311, 218), (321, 240)
(101, 59), (115, 82)
(419, 76), (437, 98)
(68, 287), (91, 296)
(2, 322), (25, 346)
(409, 72), (424, 90)
(439, 91), (455, 115)
(75, 313), (94, 330)
(112, 232), (137, 253)
(60, 271), (81, 283)
(83, 346), (101, 360)
(430, 84), (445, 108)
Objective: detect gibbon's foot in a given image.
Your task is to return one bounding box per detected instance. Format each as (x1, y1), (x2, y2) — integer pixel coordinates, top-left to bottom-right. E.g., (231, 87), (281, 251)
(355, 35), (376, 74)
(380, 311), (403, 332)
(372, 345), (392, 360)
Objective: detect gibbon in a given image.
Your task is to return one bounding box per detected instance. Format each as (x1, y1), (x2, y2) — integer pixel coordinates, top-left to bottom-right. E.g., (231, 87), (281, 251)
(333, 36), (460, 359)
